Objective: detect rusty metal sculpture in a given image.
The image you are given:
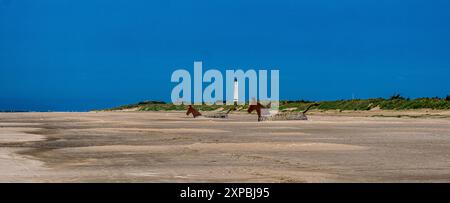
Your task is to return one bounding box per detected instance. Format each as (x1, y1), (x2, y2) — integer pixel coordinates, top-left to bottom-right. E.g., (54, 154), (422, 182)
(247, 102), (269, 121)
(186, 105), (202, 118)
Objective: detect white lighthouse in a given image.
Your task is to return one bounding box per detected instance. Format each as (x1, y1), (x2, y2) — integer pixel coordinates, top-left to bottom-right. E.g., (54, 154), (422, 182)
(233, 78), (238, 105)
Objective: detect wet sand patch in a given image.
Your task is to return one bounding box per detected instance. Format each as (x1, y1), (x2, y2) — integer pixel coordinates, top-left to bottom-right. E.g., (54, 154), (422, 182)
(268, 132), (309, 136)
(0, 147), (48, 182)
(53, 142), (367, 154)
(69, 127), (229, 134)
(0, 127), (45, 143)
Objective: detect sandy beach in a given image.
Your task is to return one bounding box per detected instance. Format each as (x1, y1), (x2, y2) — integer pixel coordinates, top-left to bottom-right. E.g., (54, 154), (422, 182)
(1, 111), (450, 182)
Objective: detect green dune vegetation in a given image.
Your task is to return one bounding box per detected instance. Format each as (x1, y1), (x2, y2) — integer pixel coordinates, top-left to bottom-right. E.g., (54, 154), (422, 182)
(106, 94), (450, 112)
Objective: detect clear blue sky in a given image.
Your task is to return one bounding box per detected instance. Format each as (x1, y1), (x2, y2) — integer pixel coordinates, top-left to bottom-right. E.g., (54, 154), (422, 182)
(1, 0), (450, 111)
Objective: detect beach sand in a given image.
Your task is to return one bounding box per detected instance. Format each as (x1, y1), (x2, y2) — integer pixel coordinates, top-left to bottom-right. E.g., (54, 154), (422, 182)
(1, 111), (450, 182)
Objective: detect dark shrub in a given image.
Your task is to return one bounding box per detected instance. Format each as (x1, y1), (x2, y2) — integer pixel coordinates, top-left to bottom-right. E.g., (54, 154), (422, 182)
(389, 93), (407, 100)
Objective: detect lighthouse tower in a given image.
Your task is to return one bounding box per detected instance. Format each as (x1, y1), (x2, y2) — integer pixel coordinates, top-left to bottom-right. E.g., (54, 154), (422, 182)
(233, 78), (238, 106)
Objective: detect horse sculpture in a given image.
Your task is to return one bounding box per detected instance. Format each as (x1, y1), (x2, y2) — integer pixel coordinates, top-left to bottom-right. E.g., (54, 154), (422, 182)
(247, 102), (270, 121)
(186, 105), (202, 118)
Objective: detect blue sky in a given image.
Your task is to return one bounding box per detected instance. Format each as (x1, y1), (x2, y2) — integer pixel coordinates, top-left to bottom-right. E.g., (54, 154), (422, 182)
(1, 0), (450, 111)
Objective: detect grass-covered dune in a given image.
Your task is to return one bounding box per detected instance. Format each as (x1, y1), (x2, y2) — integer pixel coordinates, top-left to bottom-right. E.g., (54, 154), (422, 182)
(107, 95), (450, 112)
